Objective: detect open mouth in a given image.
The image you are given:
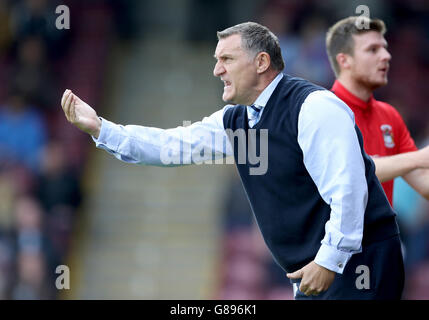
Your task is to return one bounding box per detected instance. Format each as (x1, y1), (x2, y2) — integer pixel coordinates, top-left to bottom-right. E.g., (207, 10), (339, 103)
(378, 66), (389, 73)
(223, 80), (231, 88)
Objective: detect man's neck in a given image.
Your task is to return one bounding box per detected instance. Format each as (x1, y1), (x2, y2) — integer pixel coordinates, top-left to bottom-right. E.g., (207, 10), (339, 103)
(337, 76), (373, 102)
(248, 71), (281, 105)
(258, 71), (280, 91)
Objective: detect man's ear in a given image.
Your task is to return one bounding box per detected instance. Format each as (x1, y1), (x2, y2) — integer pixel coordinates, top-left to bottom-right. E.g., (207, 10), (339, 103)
(336, 52), (352, 71)
(255, 52), (270, 74)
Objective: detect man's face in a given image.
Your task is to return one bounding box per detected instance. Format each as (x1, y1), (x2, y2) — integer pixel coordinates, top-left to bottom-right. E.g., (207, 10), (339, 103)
(213, 34), (259, 105)
(348, 31), (391, 89)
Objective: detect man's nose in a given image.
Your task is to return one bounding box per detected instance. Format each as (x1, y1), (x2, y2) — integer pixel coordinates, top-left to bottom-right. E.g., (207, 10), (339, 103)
(213, 61), (225, 77)
(381, 48), (391, 61)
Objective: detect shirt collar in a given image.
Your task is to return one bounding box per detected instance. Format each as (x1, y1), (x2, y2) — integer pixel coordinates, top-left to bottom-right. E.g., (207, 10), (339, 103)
(252, 72), (284, 109)
(331, 80), (375, 110)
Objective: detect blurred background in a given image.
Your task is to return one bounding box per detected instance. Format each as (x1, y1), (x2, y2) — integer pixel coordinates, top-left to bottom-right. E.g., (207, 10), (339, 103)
(0, 0), (428, 299)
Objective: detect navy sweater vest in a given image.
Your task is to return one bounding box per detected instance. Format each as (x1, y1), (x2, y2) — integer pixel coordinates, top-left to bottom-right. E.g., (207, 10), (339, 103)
(223, 74), (399, 272)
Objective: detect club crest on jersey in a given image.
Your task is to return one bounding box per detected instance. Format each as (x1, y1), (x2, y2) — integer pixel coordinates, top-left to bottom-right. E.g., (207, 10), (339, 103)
(380, 124), (395, 148)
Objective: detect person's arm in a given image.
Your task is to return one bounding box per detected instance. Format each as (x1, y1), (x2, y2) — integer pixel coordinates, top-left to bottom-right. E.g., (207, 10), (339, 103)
(370, 104), (429, 198)
(371, 152), (418, 182)
(372, 146), (429, 183)
(371, 146), (429, 199)
(60, 89), (233, 165)
(402, 168), (429, 200)
(287, 90), (368, 295)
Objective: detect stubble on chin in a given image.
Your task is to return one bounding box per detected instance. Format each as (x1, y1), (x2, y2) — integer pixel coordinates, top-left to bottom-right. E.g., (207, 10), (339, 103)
(222, 90), (236, 105)
(356, 74), (387, 91)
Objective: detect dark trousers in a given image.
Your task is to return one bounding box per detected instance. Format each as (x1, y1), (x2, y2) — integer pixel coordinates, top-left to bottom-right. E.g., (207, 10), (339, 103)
(294, 234), (405, 300)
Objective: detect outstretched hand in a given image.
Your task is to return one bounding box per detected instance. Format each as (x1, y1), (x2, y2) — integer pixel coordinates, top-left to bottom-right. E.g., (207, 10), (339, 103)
(61, 89), (102, 138)
(286, 261), (336, 296)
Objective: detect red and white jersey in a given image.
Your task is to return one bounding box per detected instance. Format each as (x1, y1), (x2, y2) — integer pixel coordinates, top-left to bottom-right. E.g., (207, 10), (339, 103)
(332, 80), (417, 205)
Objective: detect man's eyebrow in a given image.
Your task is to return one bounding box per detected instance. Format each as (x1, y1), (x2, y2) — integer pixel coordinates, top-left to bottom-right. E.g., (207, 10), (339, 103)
(214, 54), (233, 60)
(364, 41), (388, 49)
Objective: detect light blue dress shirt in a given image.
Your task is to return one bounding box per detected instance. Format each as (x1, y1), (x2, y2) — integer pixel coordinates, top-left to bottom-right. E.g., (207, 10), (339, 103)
(93, 72), (368, 274)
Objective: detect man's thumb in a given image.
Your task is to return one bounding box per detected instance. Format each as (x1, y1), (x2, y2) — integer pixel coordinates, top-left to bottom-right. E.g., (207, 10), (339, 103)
(286, 269), (303, 279)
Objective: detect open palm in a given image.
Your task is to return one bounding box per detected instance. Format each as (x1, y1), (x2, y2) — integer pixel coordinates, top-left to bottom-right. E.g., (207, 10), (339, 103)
(61, 89), (101, 138)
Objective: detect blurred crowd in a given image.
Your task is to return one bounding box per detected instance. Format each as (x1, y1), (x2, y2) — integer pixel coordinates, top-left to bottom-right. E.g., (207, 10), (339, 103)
(215, 0), (429, 300)
(0, 0), (119, 299)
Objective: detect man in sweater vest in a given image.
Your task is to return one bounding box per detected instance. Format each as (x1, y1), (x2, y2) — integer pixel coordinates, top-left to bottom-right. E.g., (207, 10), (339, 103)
(326, 16), (429, 207)
(60, 22), (403, 299)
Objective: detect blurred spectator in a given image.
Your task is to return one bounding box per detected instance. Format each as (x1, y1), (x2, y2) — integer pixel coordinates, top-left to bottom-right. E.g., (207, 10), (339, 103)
(10, 195), (59, 298)
(0, 171), (15, 231)
(0, 236), (13, 299)
(9, 0), (71, 60)
(217, 227), (267, 299)
(12, 34), (56, 110)
(12, 250), (49, 299)
(258, 2), (301, 84)
(14, 195), (44, 253)
(37, 141), (82, 212)
(288, 14), (333, 87)
(406, 260), (429, 300)
(0, 88), (47, 172)
(37, 141), (81, 260)
(0, 0), (121, 300)
(259, 1), (334, 86)
(0, 1), (12, 55)
(45, 205), (74, 263)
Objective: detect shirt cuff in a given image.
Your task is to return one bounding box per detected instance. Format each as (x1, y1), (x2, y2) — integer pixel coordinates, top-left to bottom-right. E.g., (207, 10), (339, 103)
(314, 243), (354, 274)
(92, 117), (120, 151)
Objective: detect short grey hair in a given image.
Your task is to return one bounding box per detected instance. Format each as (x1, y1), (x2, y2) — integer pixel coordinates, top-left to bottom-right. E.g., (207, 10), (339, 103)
(217, 22), (285, 71)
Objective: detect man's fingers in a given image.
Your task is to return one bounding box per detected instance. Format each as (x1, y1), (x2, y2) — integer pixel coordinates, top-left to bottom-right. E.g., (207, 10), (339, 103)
(300, 285), (321, 296)
(299, 283), (309, 295)
(65, 92), (73, 114)
(286, 269), (303, 279)
(64, 92), (74, 120)
(70, 95), (76, 121)
(308, 289), (321, 296)
(73, 94), (83, 104)
(62, 90), (72, 113)
(61, 89), (71, 108)
(61, 89), (68, 106)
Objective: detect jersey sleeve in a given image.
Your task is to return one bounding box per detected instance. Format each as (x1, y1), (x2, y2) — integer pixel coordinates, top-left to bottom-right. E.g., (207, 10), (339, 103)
(389, 105), (418, 153)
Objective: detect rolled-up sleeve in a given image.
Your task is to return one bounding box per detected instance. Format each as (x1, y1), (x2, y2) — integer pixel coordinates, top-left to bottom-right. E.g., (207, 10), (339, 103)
(297, 90), (368, 274)
(92, 105), (234, 166)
